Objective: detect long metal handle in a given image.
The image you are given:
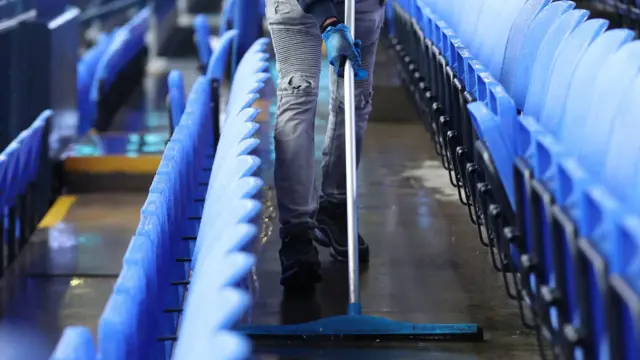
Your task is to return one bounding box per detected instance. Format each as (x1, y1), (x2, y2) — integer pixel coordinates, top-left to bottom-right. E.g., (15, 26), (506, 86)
(344, 0), (360, 313)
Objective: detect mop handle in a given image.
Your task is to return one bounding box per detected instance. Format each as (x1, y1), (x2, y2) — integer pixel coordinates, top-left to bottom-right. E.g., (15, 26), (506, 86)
(343, 0), (360, 313)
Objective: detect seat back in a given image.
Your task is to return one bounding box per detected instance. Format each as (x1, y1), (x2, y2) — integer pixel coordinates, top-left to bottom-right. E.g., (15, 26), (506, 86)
(522, 9), (589, 120)
(558, 28), (635, 145)
(510, 1), (576, 108)
(577, 41), (640, 175)
(538, 18), (608, 132)
(499, 0), (551, 90)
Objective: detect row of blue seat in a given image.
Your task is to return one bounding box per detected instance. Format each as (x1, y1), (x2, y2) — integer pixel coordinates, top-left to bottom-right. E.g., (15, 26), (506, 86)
(391, 0), (639, 358)
(51, 27), (272, 359)
(0, 110), (52, 278)
(77, 6), (149, 136)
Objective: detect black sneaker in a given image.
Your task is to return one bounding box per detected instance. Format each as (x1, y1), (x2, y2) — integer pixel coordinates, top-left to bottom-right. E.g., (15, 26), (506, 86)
(315, 200), (370, 263)
(279, 230), (322, 289)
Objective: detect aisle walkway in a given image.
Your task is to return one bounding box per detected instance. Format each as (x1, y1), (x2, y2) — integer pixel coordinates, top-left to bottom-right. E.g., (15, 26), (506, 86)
(0, 193), (145, 354)
(249, 43), (541, 359)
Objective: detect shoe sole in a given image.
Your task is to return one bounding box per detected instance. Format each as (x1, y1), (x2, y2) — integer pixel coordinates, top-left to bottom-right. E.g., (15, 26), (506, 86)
(315, 227), (370, 263)
(280, 262), (322, 289)
(330, 246), (370, 263)
(312, 228), (332, 247)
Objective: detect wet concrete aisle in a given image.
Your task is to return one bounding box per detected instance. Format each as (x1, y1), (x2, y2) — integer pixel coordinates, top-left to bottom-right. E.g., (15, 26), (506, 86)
(0, 194), (145, 354)
(249, 43), (541, 359)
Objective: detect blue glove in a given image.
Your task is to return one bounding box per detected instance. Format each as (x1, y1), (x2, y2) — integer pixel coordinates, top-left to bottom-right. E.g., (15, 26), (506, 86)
(322, 24), (368, 80)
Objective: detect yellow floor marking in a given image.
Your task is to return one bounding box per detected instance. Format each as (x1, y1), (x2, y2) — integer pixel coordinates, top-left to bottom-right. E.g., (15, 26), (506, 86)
(37, 195), (77, 229)
(64, 155), (161, 174)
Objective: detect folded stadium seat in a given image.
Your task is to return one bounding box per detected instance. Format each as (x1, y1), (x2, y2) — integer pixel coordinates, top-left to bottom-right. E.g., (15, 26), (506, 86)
(11, 131), (32, 245)
(192, 148), (262, 262)
(167, 77), (213, 203)
(77, 33), (115, 136)
(91, 30), (147, 131)
(483, 0), (528, 78)
(455, 0), (486, 48)
(576, 45), (640, 175)
(192, 195), (262, 270)
(521, 9), (589, 121)
(212, 108), (261, 172)
(98, 291), (141, 359)
(19, 111), (51, 239)
(469, 0), (502, 59)
(472, 0), (525, 79)
(197, 155), (262, 247)
(50, 326), (97, 360)
(193, 14), (213, 70)
(205, 30), (239, 80)
(0, 142), (22, 263)
(509, 1), (577, 110)
(137, 194), (182, 346)
(112, 264), (155, 357)
(27, 111), (50, 186)
(168, 70), (186, 132)
(156, 144), (197, 252)
(195, 199), (263, 264)
(538, 20), (611, 133)
(225, 79), (269, 120)
(499, 0), (553, 92)
(227, 59), (269, 105)
(599, 75), (640, 360)
(602, 79), (640, 210)
(121, 236), (161, 354)
(174, 285), (252, 359)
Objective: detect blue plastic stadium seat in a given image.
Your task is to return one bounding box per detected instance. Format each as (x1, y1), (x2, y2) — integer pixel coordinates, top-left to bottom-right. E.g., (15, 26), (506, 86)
(50, 326), (97, 360)
(0, 143), (21, 215)
(98, 292), (140, 359)
(538, 19), (610, 133)
(77, 33), (115, 136)
(499, 0), (552, 91)
(194, 14), (213, 68)
(521, 9), (589, 120)
(174, 286), (252, 359)
(168, 70), (186, 131)
(192, 184), (262, 266)
(509, 1), (576, 109)
(482, 0), (527, 78)
(194, 199), (262, 267)
(206, 30), (239, 80)
(89, 8), (150, 125)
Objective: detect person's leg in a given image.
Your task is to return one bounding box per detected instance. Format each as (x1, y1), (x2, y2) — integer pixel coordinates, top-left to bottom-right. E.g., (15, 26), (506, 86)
(317, 0), (384, 262)
(266, 0), (324, 288)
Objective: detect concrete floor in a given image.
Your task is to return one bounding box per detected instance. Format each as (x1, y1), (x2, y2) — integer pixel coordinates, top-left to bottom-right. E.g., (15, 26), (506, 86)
(0, 44), (540, 359)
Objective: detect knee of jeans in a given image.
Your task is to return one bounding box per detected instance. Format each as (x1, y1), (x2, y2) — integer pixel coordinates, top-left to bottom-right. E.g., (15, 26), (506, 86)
(278, 74), (318, 97)
(333, 85), (373, 110)
(357, 89), (374, 109)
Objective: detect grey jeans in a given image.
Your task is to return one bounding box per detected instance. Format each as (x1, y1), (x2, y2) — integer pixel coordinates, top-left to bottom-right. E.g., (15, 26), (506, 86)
(266, 0), (384, 234)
